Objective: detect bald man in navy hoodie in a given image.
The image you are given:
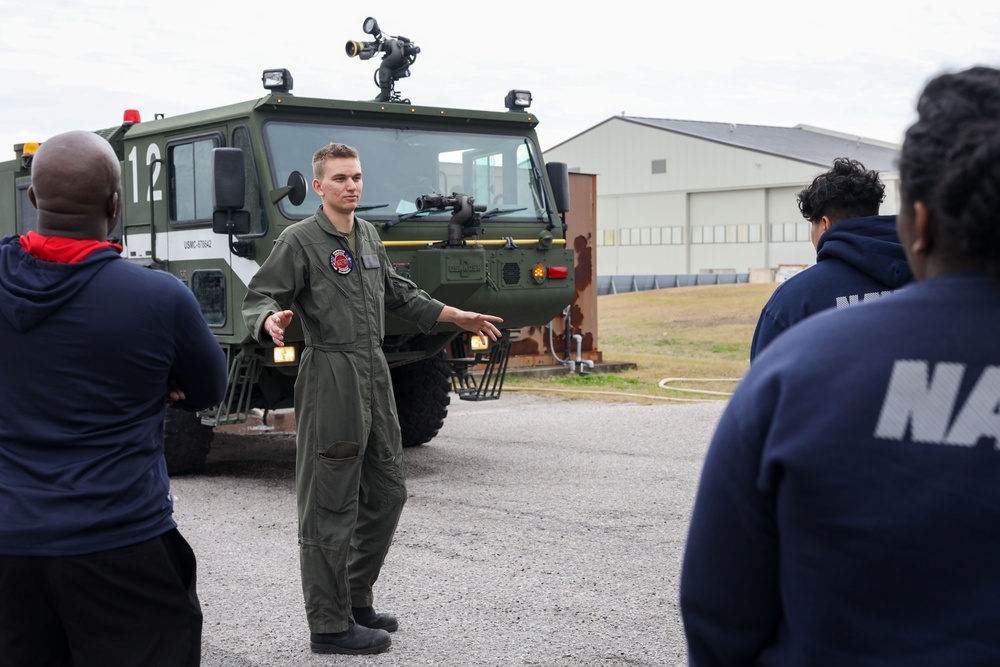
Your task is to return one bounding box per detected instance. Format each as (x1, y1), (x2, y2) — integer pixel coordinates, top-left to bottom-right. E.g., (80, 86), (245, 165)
(0, 131), (227, 666)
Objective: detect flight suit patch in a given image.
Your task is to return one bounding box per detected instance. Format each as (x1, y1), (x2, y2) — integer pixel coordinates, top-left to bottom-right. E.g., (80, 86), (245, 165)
(330, 249), (353, 275)
(361, 254), (380, 269)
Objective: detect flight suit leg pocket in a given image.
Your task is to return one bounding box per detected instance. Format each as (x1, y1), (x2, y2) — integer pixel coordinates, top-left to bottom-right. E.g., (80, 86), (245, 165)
(316, 441), (361, 514)
(373, 447), (407, 508)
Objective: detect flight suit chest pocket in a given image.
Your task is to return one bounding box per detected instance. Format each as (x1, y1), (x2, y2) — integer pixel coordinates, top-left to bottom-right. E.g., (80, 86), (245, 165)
(312, 260), (356, 342)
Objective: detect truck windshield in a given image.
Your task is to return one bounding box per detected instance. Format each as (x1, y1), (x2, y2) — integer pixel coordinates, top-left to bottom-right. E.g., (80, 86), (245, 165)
(263, 122), (549, 222)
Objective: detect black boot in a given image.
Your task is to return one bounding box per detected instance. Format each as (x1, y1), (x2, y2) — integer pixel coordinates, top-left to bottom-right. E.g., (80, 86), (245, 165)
(352, 605), (400, 633)
(310, 624), (392, 655)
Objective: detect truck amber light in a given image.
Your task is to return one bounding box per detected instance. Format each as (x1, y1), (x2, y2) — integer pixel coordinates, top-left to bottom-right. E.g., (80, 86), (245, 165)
(532, 264), (546, 284)
(274, 346), (297, 364)
(470, 335), (490, 352)
(547, 266), (569, 279)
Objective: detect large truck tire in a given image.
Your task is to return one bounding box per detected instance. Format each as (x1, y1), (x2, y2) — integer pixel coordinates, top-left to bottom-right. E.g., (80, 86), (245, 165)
(164, 407), (214, 475)
(391, 354), (451, 448)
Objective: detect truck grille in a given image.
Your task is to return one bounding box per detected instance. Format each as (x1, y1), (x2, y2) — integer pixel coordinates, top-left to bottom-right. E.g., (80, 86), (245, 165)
(502, 263), (521, 286)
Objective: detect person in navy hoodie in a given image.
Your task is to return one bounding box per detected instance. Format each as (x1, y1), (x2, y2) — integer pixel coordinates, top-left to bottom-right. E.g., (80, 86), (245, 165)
(749, 157), (912, 361)
(681, 65), (1000, 666)
(0, 131), (227, 666)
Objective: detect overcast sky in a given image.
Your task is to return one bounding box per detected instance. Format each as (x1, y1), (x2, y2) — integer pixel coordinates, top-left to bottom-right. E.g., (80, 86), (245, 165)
(2, 0), (998, 162)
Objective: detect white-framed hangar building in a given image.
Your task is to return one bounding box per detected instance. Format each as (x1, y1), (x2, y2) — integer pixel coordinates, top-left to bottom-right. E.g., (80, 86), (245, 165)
(542, 116), (901, 280)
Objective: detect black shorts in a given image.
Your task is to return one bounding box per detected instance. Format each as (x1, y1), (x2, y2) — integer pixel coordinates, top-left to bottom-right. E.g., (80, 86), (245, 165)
(0, 528), (202, 667)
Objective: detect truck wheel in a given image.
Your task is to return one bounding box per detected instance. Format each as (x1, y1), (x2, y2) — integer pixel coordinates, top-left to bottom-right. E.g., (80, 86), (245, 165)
(391, 354), (451, 448)
(164, 407), (214, 475)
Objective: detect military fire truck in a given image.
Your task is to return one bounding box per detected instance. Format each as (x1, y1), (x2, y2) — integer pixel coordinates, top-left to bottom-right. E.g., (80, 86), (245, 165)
(0, 18), (575, 473)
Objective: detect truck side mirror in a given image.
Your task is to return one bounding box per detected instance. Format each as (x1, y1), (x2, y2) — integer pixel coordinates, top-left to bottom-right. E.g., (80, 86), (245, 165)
(287, 171), (307, 206)
(212, 147), (246, 210)
(546, 162), (570, 214)
(270, 170), (308, 207)
(211, 147), (253, 255)
(212, 210), (252, 236)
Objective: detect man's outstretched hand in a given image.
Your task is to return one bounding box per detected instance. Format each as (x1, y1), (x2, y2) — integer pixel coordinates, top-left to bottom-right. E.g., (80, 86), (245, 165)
(265, 310), (295, 346)
(438, 306), (503, 345)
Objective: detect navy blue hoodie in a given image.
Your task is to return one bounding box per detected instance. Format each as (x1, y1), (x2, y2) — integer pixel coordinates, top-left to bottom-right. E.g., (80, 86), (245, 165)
(682, 273), (1000, 666)
(750, 215), (912, 361)
(0, 235), (227, 556)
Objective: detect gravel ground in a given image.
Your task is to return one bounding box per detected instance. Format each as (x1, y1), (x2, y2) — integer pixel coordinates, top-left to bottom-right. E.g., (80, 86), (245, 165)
(169, 393), (725, 666)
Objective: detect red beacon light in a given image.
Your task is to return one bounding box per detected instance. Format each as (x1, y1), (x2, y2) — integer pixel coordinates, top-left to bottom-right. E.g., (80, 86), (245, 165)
(122, 109), (141, 126)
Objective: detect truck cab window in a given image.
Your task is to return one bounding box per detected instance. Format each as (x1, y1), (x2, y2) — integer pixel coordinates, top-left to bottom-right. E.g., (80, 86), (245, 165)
(169, 136), (220, 225)
(262, 122), (550, 222)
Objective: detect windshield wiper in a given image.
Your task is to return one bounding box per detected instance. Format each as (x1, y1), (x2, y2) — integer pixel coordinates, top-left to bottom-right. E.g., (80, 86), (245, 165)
(523, 139), (545, 214)
(357, 203), (389, 212)
(382, 209), (437, 230)
(481, 206), (528, 219)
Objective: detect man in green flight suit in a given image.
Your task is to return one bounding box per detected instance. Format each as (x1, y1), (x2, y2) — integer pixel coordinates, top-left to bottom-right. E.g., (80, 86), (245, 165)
(243, 142), (503, 655)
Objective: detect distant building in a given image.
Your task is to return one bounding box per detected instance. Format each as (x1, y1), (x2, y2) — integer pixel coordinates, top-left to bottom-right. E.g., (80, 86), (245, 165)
(543, 116), (900, 278)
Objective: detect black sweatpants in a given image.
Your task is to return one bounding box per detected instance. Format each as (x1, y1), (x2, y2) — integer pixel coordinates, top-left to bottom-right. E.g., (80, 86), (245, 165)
(0, 528), (202, 667)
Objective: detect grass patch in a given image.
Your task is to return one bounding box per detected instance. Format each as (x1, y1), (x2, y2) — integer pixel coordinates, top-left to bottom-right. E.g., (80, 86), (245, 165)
(507, 283), (779, 403)
(508, 372), (643, 389)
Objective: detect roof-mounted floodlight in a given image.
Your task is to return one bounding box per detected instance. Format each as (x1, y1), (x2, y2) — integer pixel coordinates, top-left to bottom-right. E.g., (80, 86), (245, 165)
(505, 89), (532, 112)
(363, 16), (382, 39)
(262, 68), (294, 94)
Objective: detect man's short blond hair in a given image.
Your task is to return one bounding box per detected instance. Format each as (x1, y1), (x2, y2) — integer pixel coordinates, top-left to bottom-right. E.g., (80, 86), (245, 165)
(312, 143), (360, 180)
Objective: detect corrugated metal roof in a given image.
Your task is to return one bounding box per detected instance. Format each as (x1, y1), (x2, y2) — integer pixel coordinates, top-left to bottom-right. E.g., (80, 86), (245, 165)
(616, 116), (900, 172)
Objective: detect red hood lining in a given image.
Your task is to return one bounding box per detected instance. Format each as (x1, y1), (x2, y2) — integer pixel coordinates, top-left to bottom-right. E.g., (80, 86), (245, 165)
(20, 231), (123, 264)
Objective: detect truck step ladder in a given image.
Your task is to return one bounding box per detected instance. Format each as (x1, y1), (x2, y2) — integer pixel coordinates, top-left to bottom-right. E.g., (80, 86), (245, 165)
(449, 334), (511, 401)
